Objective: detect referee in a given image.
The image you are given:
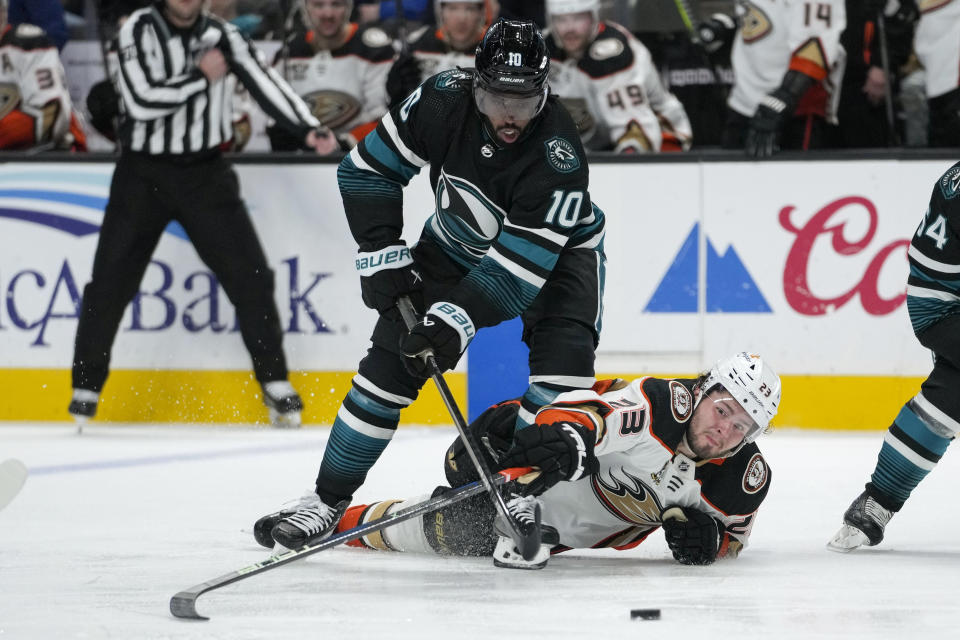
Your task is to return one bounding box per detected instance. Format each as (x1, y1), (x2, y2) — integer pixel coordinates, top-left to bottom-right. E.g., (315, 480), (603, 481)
(68, 0), (336, 427)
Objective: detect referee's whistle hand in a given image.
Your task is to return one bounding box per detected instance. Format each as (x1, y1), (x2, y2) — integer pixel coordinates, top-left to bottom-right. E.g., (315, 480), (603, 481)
(198, 49), (228, 82)
(305, 128), (338, 155)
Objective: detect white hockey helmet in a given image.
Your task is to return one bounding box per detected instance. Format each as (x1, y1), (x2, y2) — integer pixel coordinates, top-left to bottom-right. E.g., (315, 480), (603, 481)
(698, 352), (781, 449)
(546, 0), (600, 43)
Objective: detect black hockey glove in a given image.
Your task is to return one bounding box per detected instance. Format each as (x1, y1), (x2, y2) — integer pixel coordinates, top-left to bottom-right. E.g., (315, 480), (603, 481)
(744, 69), (815, 158)
(499, 421), (599, 496)
(386, 53), (424, 109)
(400, 302), (475, 376)
(661, 506), (723, 565)
(696, 13), (736, 54)
(356, 243), (424, 315)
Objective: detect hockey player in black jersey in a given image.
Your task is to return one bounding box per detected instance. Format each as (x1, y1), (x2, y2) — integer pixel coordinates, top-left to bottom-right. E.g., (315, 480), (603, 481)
(257, 19), (608, 552)
(278, 353), (780, 569)
(829, 162), (960, 552)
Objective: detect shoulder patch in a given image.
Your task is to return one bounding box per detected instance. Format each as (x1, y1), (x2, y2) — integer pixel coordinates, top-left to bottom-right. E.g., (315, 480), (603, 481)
(589, 36), (625, 61)
(544, 136), (581, 173)
(740, 2), (772, 43)
(668, 381), (692, 422)
(361, 27), (392, 49)
(742, 453), (768, 494)
(433, 68), (471, 91)
(939, 166), (960, 200)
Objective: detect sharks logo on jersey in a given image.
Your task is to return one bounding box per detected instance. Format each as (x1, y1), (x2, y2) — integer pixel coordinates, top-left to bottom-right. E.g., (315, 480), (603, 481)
(940, 166), (960, 200)
(592, 468), (664, 526)
(434, 68), (472, 91)
(544, 137), (580, 173)
(433, 171), (506, 260)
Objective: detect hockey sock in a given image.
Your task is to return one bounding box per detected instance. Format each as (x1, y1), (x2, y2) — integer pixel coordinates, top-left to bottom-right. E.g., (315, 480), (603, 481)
(869, 394), (958, 510)
(514, 378), (594, 432)
(316, 382), (405, 505)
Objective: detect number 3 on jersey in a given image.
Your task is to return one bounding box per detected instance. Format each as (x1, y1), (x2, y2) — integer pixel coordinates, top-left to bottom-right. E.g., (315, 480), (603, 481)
(544, 190), (584, 228)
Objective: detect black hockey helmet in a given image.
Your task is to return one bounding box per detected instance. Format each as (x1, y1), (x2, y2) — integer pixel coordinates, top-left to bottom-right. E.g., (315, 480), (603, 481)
(473, 18), (550, 122)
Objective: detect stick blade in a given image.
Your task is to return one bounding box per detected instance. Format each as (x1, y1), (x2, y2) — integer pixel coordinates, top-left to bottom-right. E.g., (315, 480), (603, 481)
(170, 591), (208, 620)
(0, 459), (28, 511)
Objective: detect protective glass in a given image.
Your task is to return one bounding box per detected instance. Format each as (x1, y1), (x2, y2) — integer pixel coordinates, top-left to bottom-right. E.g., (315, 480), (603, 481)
(473, 84), (544, 121)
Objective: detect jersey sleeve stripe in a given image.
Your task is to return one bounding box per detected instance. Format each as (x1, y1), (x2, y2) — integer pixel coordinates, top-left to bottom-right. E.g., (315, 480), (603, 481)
(380, 112), (428, 168)
(463, 259), (541, 317)
(908, 243), (960, 274)
(337, 153), (403, 199)
(906, 284), (960, 302)
(359, 129), (420, 183)
(496, 231), (560, 273)
(486, 246), (548, 288)
(503, 220), (567, 247)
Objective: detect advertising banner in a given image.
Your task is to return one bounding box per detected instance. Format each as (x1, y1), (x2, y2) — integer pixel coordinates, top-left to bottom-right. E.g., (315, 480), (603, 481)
(1, 158), (947, 428)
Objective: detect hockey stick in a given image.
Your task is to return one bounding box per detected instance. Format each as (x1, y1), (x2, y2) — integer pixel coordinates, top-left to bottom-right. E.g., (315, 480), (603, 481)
(170, 467), (528, 620)
(396, 296), (540, 562)
(0, 459), (27, 511)
(875, 12), (901, 146)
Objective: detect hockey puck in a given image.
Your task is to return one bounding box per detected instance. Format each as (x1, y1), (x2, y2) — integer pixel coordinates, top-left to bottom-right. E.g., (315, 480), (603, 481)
(630, 608), (661, 621)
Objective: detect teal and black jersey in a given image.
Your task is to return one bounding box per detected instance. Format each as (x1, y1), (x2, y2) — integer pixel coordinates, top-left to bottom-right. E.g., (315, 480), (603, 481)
(337, 68), (605, 329)
(907, 161), (960, 336)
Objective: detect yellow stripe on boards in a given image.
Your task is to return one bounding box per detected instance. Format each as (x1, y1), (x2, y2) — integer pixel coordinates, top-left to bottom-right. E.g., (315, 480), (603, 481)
(0, 369), (924, 430)
(0, 369), (465, 426)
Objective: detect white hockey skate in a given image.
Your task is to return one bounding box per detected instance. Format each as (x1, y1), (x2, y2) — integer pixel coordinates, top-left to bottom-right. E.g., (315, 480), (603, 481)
(261, 381), (303, 428)
(492, 493), (557, 569)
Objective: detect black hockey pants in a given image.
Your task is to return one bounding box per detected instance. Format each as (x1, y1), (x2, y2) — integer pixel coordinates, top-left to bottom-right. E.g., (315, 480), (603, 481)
(71, 151), (288, 391)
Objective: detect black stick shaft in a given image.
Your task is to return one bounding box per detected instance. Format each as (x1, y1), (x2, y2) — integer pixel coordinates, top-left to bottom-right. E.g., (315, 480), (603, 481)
(395, 296), (531, 557)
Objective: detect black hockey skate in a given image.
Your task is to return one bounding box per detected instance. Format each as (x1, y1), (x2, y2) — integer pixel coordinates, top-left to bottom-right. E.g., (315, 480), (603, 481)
(827, 489), (895, 552)
(261, 381), (303, 428)
(269, 492), (350, 550)
(68, 389), (99, 419)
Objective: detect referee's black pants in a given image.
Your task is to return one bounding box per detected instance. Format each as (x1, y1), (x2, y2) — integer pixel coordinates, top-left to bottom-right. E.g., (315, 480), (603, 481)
(71, 151), (289, 392)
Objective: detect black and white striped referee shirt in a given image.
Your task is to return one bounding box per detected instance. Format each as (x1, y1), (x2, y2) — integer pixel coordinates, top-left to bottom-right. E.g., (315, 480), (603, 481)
(116, 4), (320, 155)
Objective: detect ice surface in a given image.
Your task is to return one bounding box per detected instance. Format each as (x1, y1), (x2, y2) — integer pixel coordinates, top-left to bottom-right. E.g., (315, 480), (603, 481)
(1, 424), (958, 639)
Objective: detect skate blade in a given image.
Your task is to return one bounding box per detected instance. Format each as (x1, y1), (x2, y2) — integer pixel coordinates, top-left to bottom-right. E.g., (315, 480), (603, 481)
(72, 415), (89, 435)
(826, 524), (870, 553)
(268, 409), (302, 429)
(492, 536), (549, 570)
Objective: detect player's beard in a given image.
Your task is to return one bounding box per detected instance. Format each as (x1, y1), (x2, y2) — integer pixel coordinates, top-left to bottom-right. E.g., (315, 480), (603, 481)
(165, 0), (204, 27)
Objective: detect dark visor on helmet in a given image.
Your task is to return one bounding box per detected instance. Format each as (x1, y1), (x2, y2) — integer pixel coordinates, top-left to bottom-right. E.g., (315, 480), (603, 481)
(473, 84), (546, 121)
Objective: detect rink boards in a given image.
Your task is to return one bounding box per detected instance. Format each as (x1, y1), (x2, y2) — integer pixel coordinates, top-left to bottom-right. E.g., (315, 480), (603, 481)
(0, 157), (946, 429)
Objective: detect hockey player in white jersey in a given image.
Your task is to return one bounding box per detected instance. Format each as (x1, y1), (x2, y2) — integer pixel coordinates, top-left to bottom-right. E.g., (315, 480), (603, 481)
(0, 0), (84, 150)
(914, 0), (960, 146)
(268, 0), (394, 150)
(284, 353), (780, 569)
(544, 0), (692, 152)
(385, 0), (492, 108)
(722, 0), (846, 157)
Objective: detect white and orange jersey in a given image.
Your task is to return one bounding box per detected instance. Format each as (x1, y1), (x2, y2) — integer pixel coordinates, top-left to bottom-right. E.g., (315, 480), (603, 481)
(0, 23), (73, 150)
(727, 0), (847, 122)
(534, 377), (771, 556)
(546, 21), (692, 152)
(274, 23), (394, 142)
(402, 24), (478, 84)
(915, 0), (960, 99)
